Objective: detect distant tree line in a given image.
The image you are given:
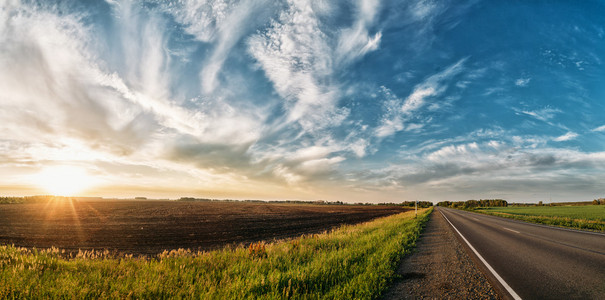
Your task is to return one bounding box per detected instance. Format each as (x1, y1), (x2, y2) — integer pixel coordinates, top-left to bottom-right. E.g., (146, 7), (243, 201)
(178, 198), (425, 206)
(178, 197), (350, 205)
(437, 199), (508, 209)
(512, 200), (601, 207)
(0, 195), (72, 204)
(398, 201), (433, 208)
(538, 201), (594, 206)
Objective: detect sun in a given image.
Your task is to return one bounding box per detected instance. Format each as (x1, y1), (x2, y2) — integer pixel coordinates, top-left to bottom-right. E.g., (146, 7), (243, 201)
(35, 166), (96, 196)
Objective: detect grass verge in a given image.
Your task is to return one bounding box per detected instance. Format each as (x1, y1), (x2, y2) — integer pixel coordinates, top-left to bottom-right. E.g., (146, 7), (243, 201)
(0, 207), (432, 299)
(475, 206), (605, 232)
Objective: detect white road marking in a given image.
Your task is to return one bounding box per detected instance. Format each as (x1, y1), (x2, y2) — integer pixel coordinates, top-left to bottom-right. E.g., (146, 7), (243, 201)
(503, 227), (520, 234)
(472, 217), (480, 221)
(492, 216), (605, 237)
(440, 210), (523, 300)
(457, 209), (605, 237)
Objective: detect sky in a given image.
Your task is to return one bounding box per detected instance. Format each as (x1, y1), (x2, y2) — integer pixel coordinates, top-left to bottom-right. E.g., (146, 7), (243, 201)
(1, 0), (605, 203)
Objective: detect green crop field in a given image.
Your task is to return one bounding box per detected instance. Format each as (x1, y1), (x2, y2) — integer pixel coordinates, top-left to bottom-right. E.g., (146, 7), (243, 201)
(477, 205), (605, 231)
(0, 208), (431, 299)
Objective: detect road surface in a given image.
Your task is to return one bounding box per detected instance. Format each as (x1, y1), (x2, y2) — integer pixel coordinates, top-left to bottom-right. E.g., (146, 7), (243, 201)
(438, 207), (605, 300)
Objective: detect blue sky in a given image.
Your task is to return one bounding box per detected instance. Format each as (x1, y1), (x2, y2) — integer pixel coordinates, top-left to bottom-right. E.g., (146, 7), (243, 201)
(1, 0), (604, 202)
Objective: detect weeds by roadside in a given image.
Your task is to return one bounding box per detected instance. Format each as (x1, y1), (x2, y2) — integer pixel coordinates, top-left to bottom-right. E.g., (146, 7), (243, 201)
(0, 208), (432, 299)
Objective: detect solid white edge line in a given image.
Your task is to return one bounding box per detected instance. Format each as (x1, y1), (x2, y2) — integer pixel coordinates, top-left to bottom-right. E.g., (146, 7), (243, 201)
(440, 210), (523, 300)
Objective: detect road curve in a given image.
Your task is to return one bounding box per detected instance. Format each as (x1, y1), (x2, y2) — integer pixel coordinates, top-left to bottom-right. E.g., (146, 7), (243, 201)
(437, 207), (605, 300)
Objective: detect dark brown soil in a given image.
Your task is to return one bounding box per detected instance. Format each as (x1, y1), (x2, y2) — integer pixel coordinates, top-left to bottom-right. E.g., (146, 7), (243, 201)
(0, 200), (407, 255)
(382, 210), (501, 299)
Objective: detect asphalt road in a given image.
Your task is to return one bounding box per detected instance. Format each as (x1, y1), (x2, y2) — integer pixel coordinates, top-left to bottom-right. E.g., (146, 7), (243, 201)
(437, 207), (605, 300)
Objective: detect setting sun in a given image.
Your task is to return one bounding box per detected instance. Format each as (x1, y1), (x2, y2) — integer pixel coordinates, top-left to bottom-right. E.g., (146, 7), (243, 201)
(35, 166), (96, 196)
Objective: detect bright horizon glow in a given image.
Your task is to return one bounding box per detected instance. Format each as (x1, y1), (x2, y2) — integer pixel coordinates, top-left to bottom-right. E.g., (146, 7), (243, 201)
(34, 166), (96, 197)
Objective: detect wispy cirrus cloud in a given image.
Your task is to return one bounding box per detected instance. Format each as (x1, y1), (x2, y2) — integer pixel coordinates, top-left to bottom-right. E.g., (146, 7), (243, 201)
(0, 2), (149, 154)
(2, 0), (605, 203)
(375, 57), (467, 138)
(248, 0), (384, 134)
(0, 1), (265, 188)
(335, 0), (382, 65)
(553, 131), (578, 142)
(166, 0), (274, 94)
(5, 0), (463, 197)
(513, 107), (561, 122)
(592, 125), (605, 132)
(247, 0), (342, 131)
(374, 87), (404, 138)
(402, 57), (467, 113)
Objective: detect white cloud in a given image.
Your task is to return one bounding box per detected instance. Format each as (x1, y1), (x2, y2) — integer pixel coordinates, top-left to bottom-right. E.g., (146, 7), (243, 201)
(374, 58), (467, 138)
(402, 58), (466, 114)
(456, 80), (471, 89)
(0, 0), (267, 180)
(0, 3), (145, 150)
(164, 0), (232, 43)
(375, 86), (404, 138)
(248, 0), (385, 135)
(482, 87), (504, 96)
(515, 78), (531, 86)
(349, 138), (369, 158)
(273, 164), (304, 184)
(553, 132), (578, 142)
(514, 107), (561, 122)
(164, 0), (279, 94)
(298, 156), (345, 174)
(248, 0), (340, 132)
(426, 142), (481, 162)
(289, 145), (336, 162)
(163, 0), (275, 95)
(411, 0), (439, 21)
(335, 0), (382, 65)
(199, 0), (271, 94)
(488, 140), (502, 149)
(401, 86), (436, 115)
(592, 125), (605, 132)
(103, 2), (268, 146)
(358, 139), (605, 200)
(4, 1), (602, 203)
(271, 151), (345, 185)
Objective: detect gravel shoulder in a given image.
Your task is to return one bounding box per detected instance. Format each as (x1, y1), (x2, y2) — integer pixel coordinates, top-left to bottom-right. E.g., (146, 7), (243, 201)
(383, 209), (501, 299)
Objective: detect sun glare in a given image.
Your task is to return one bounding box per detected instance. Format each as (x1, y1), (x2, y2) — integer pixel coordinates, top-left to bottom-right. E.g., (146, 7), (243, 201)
(35, 166), (96, 196)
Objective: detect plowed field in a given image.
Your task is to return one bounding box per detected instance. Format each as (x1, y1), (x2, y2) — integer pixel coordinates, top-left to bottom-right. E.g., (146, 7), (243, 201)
(0, 200), (407, 255)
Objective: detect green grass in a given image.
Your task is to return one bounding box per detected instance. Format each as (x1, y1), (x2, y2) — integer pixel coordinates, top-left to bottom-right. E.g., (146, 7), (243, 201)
(476, 205), (605, 232)
(0, 208), (432, 299)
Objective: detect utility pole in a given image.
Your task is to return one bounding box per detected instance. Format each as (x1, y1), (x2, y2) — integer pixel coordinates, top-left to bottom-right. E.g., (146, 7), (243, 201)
(415, 200), (418, 218)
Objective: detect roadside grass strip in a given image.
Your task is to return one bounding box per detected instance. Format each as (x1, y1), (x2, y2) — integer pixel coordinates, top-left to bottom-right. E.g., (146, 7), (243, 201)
(0, 208), (431, 299)
(476, 206), (605, 232)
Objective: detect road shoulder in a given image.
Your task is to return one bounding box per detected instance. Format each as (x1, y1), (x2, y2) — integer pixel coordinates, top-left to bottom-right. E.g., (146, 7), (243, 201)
(382, 209), (500, 299)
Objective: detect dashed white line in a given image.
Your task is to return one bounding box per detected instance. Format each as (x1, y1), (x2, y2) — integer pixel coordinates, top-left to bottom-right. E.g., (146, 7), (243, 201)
(485, 215), (605, 237)
(503, 227), (520, 234)
(440, 210), (523, 300)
